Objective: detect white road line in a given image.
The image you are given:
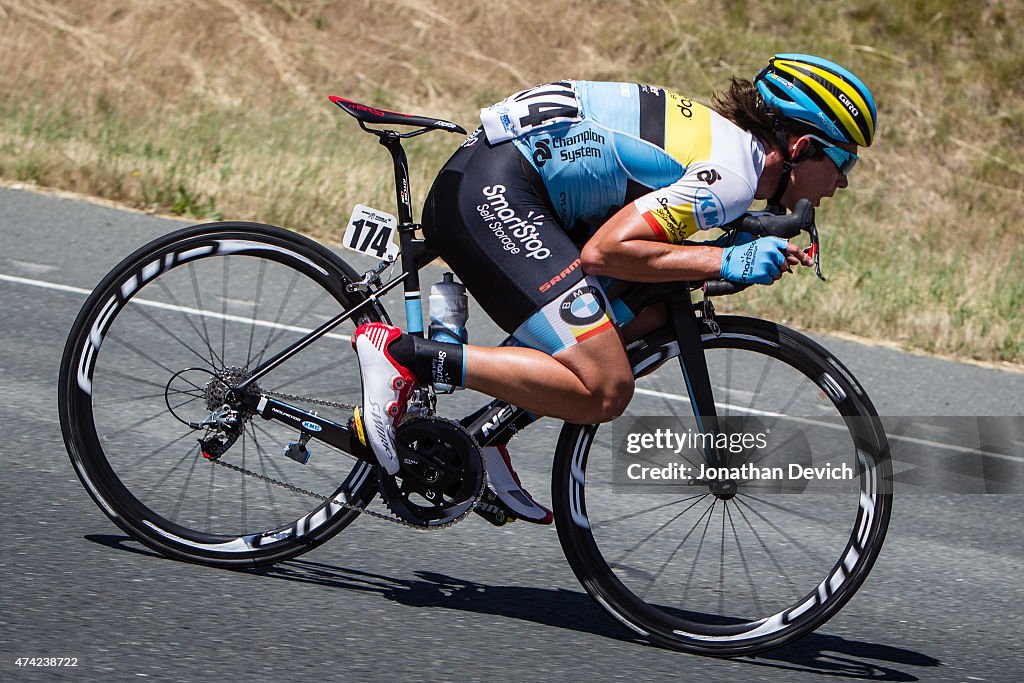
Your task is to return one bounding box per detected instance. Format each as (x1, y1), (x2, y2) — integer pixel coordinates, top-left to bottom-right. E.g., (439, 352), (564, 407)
(4, 271), (1021, 462)
(0, 272), (351, 342)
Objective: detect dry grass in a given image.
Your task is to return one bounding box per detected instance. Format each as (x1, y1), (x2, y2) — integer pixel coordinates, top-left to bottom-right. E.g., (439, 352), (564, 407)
(1, 0), (1021, 363)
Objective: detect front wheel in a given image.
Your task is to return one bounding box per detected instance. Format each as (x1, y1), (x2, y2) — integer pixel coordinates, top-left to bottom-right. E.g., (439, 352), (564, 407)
(552, 316), (892, 655)
(59, 222), (387, 568)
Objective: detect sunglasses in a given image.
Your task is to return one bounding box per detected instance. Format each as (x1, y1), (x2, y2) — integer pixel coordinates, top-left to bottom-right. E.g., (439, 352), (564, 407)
(806, 134), (859, 176)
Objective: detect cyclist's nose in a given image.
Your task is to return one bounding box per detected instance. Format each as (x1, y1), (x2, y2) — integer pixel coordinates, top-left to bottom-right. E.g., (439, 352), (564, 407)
(837, 173), (849, 190)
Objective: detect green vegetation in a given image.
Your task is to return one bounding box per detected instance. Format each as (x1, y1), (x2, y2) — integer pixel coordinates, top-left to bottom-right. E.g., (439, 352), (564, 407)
(1, 0), (1020, 363)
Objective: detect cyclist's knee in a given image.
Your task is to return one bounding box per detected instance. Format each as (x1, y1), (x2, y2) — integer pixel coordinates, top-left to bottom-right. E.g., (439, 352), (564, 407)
(591, 372), (634, 423)
(556, 335), (634, 423)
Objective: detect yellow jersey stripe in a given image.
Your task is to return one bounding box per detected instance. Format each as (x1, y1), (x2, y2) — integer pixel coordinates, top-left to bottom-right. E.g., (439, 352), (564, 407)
(664, 92), (712, 165)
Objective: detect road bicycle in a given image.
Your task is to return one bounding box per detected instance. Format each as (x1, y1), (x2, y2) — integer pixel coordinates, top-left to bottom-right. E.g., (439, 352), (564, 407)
(59, 95), (892, 656)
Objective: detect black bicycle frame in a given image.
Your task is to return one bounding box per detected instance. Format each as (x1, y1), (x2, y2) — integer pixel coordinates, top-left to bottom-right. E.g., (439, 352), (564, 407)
(229, 129), (724, 467)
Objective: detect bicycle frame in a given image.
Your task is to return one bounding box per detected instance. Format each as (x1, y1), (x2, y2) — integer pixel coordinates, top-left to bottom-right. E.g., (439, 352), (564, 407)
(229, 128), (726, 468)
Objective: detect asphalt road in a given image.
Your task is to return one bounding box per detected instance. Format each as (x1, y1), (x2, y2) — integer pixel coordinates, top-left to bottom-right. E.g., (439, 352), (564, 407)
(1, 187), (1021, 682)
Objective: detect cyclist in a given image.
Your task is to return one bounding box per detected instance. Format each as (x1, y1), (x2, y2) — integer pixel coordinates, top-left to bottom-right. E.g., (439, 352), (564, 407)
(352, 54), (876, 523)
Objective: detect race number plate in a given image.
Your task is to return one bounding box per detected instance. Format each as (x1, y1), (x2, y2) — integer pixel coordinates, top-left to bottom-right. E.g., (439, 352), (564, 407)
(480, 81), (581, 143)
(343, 204), (399, 260)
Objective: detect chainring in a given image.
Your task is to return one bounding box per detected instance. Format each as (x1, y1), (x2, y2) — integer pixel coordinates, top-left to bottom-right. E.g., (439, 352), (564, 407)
(379, 416), (485, 528)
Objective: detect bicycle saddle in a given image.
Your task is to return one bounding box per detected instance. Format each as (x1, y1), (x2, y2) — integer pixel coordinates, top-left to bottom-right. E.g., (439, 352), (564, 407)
(329, 96), (466, 134)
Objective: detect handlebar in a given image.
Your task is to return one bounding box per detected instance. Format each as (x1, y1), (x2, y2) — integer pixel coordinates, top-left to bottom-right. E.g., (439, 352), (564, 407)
(704, 198), (825, 296)
(731, 198), (815, 239)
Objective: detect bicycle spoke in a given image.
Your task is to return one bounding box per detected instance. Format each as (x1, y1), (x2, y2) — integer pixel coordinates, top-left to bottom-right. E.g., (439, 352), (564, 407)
(95, 388), (188, 408)
(730, 498), (801, 596)
(739, 492), (847, 526)
(113, 404), (181, 437)
(732, 495), (828, 567)
(117, 304), (218, 370)
(725, 501), (764, 616)
(135, 430), (197, 466)
(245, 258), (267, 368)
(250, 269), (301, 368)
(678, 498), (718, 613)
(639, 496), (716, 601)
(165, 444), (204, 525)
(252, 290), (333, 369)
(592, 494), (707, 529)
(178, 263), (224, 369)
(611, 493), (710, 566)
(105, 329), (199, 379)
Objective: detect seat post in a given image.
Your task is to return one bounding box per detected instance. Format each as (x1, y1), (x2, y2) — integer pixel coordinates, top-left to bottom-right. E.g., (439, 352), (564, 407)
(377, 131), (429, 336)
(377, 132), (414, 226)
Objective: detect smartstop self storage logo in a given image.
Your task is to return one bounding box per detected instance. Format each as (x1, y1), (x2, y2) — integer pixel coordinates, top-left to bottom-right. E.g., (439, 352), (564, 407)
(611, 416), (1024, 495)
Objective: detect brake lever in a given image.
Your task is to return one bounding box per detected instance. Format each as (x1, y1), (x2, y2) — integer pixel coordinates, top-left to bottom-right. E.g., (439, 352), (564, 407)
(805, 223), (826, 281)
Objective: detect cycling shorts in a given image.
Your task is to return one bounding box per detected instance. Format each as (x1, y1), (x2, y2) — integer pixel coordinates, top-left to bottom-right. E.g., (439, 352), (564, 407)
(422, 131), (630, 355)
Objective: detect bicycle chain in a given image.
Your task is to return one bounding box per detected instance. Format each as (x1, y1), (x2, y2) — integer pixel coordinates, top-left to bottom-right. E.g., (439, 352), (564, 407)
(263, 389), (356, 411)
(208, 389), (483, 530)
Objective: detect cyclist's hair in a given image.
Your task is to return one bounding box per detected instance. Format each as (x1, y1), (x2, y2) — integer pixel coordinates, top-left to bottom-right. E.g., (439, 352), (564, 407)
(712, 77), (825, 159)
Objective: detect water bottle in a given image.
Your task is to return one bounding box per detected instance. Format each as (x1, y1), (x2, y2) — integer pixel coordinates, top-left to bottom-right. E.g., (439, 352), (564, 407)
(428, 272), (468, 393)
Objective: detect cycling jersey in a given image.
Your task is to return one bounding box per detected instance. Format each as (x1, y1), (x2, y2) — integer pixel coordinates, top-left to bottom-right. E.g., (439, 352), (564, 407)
(422, 80), (768, 356)
(481, 80), (766, 243)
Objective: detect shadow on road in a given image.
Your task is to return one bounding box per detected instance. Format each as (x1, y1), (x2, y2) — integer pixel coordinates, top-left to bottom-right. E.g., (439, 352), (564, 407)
(86, 535), (941, 680)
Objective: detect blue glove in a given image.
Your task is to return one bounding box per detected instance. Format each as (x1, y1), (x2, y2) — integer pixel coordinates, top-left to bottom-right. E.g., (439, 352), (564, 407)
(720, 237), (788, 285)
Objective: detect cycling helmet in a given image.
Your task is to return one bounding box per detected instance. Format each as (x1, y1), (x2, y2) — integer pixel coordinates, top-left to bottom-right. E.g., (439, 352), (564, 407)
(755, 53), (876, 147)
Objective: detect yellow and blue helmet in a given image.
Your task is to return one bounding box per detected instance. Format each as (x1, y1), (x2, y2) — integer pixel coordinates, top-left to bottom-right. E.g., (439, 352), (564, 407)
(755, 53), (877, 147)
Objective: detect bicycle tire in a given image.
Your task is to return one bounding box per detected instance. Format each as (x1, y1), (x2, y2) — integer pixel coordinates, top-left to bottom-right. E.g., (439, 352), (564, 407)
(59, 222), (388, 568)
(552, 315), (892, 655)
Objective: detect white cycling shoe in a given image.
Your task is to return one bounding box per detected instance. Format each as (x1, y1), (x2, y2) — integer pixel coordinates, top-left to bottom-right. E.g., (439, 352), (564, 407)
(482, 445), (553, 524)
(352, 323), (417, 475)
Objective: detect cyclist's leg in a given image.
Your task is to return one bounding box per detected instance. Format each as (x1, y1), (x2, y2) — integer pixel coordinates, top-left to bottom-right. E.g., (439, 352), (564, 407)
(464, 326), (633, 424)
(421, 132), (633, 424)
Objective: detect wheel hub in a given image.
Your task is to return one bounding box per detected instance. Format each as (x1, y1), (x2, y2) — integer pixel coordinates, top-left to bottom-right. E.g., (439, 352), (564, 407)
(709, 478), (738, 500)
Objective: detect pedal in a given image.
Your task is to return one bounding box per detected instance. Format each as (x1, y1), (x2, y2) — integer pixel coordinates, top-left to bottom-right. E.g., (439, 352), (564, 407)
(473, 490), (516, 526)
(351, 406), (368, 446)
(284, 431), (313, 464)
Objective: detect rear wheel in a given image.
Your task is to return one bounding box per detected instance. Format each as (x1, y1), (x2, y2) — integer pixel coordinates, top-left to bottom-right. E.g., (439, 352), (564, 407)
(552, 316), (892, 655)
(59, 222), (387, 567)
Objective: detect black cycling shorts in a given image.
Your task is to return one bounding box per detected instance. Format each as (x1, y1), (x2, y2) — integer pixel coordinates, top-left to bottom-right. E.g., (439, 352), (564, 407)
(422, 131), (626, 355)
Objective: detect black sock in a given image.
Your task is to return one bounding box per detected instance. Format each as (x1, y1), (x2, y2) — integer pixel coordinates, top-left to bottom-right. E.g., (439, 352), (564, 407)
(387, 334), (465, 387)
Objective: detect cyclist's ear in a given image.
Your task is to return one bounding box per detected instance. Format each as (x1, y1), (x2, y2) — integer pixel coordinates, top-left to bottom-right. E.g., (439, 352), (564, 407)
(789, 135), (815, 163)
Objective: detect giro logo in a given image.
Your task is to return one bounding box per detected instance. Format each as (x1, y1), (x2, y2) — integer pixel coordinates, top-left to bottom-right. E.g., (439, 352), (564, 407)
(838, 92), (860, 117)
(696, 168), (722, 185)
(559, 285), (606, 326)
(532, 140), (552, 167)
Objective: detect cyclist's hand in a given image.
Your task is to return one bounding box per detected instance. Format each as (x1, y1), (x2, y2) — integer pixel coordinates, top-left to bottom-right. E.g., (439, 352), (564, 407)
(779, 242), (814, 276)
(720, 237), (788, 285)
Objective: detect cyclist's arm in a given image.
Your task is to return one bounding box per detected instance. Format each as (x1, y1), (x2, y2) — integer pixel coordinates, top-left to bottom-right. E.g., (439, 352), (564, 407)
(582, 165), (808, 282)
(581, 205), (723, 282)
